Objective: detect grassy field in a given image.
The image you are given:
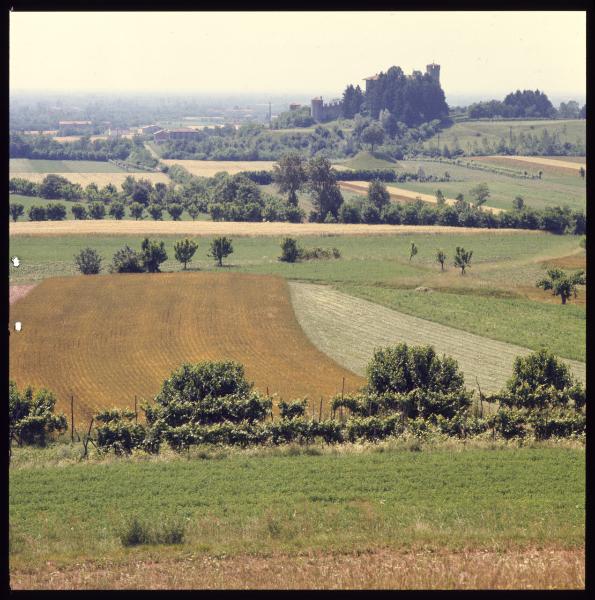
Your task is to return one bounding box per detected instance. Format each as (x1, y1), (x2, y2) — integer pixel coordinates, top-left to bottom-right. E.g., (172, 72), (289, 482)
(422, 119), (586, 153)
(290, 282), (585, 390)
(9, 273), (362, 421)
(9, 159), (142, 173)
(341, 151), (399, 170)
(161, 159), (278, 176)
(9, 444), (585, 588)
(9, 232), (585, 363)
(9, 172), (171, 187)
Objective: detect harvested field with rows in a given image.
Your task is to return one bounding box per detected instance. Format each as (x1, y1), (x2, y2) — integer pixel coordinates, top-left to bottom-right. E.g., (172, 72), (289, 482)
(338, 181), (505, 214)
(471, 155), (586, 176)
(161, 159), (278, 176)
(9, 273), (363, 422)
(9, 172), (170, 187)
(289, 282), (586, 393)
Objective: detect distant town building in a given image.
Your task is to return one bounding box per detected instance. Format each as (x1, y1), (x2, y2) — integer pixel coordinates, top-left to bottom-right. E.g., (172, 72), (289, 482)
(289, 103), (302, 111)
(153, 127), (201, 144)
(138, 125), (162, 135)
(58, 120), (93, 135)
(363, 74), (380, 94)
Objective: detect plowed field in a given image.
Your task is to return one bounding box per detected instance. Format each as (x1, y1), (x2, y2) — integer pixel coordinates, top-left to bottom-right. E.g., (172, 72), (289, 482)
(9, 273), (363, 423)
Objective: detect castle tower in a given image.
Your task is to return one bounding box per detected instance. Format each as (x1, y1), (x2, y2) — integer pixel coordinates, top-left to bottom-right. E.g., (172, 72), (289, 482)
(311, 97), (324, 122)
(426, 63), (440, 85)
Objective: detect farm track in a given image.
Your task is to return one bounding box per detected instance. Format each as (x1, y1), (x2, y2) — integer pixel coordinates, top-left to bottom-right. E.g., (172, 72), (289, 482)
(289, 282), (586, 393)
(9, 220), (539, 237)
(8, 273), (363, 422)
(10, 547), (584, 590)
(338, 181), (505, 214)
(9, 285), (37, 305)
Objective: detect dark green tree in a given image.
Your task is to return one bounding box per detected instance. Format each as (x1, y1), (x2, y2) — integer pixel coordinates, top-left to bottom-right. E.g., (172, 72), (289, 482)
(273, 153), (307, 207)
(74, 247), (103, 275)
(174, 238), (198, 270)
(454, 246), (473, 274)
(209, 236), (234, 266)
(10, 203), (25, 222)
(141, 238), (168, 273)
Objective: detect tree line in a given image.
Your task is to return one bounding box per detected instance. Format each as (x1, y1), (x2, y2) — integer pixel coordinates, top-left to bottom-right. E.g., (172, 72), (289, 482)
(9, 345), (585, 454)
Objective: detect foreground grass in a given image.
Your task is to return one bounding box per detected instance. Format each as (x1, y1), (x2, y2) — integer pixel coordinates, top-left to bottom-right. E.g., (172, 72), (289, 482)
(10, 444), (584, 576)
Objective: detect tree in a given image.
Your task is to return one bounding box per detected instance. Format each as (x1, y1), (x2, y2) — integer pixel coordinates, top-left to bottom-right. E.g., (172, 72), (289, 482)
(367, 180), (390, 211)
(279, 237), (301, 263)
(9, 381), (67, 447)
(536, 268), (585, 304)
(9, 203), (24, 222)
(39, 174), (69, 199)
(110, 245), (144, 273)
(28, 206), (47, 221)
(109, 202), (126, 220)
(454, 246), (472, 274)
(130, 202), (145, 220)
(469, 183), (490, 208)
(512, 196), (525, 211)
(88, 201), (106, 220)
(148, 204), (163, 220)
(141, 238), (168, 273)
(174, 238), (198, 270)
(74, 247), (103, 275)
(71, 204), (88, 220)
(435, 249), (447, 271)
(187, 203), (201, 221)
(46, 203), (67, 221)
(306, 156), (344, 221)
(579, 166), (585, 179)
(435, 189), (445, 206)
(167, 204), (184, 221)
(409, 242), (418, 261)
(273, 153), (307, 207)
(209, 237), (233, 266)
(360, 123), (385, 152)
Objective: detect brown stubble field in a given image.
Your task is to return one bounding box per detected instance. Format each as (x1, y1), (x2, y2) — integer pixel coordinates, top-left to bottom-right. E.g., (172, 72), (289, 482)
(9, 272), (363, 422)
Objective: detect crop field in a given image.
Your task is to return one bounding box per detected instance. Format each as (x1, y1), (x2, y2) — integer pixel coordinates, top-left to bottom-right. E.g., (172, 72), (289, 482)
(161, 159), (278, 176)
(9, 159), (141, 173)
(9, 232), (585, 363)
(470, 155), (585, 175)
(339, 180), (504, 214)
(10, 172), (171, 187)
(423, 119), (586, 152)
(9, 272), (363, 422)
(9, 446), (585, 589)
(290, 283), (585, 392)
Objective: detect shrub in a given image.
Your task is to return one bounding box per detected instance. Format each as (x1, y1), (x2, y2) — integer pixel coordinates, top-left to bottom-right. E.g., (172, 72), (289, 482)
(167, 203), (184, 221)
(88, 201), (106, 220)
(279, 237), (302, 263)
(74, 247), (103, 275)
(9, 381), (67, 447)
(9, 203), (25, 222)
(278, 399), (308, 419)
(109, 202), (126, 220)
(141, 237), (168, 273)
(27, 205), (47, 221)
(71, 204), (88, 220)
(345, 415), (403, 442)
(110, 245), (145, 273)
(119, 517), (150, 546)
(148, 204), (163, 220)
(45, 203), (67, 221)
(338, 203), (362, 224)
(130, 202), (145, 220)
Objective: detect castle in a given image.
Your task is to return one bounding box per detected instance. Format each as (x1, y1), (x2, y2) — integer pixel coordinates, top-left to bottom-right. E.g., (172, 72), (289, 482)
(310, 63), (440, 122)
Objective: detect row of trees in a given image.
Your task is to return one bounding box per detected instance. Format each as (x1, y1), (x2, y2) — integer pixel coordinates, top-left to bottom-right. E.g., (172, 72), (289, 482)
(10, 345), (584, 452)
(74, 237), (234, 275)
(467, 90), (560, 119)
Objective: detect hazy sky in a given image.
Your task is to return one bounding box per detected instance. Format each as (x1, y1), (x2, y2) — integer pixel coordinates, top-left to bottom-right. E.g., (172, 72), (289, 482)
(10, 11), (586, 100)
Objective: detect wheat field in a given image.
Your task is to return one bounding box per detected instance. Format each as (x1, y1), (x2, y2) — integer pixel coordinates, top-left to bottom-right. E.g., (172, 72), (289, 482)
(9, 273), (363, 423)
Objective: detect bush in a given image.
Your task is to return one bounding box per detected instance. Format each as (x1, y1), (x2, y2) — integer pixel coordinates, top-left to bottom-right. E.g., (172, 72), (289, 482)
(27, 205), (47, 221)
(9, 381), (67, 447)
(141, 237), (168, 273)
(74, 247), (103, 275)
(167, 203), (184, 221)
(110, 245), (145, 273)
(109, 202), (126, 220)
(279, 237), (302, 262)
(148, 204), (163, 220)
(345, 415), (403, 442)
(71, 204), (88, 220)
(119, 517), (185, 547)
(46, 203), (67, 221)
(278, 399), (308, 419)
(88, 201), (106, 220)
(9, 203), (25, 222)
(338, 203), (362, 224)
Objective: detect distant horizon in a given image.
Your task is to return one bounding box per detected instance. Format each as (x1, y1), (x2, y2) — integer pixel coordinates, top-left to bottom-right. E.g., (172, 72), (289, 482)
(10, 12), (585, 99)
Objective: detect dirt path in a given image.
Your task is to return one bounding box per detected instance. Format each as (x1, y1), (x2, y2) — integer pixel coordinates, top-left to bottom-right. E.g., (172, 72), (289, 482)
(10, 547), (583, 589)
(289, 282), (585, 393)
(339, 181), (504, 214)
(9, 220), (539, 237)
(9, 285), (36, 305)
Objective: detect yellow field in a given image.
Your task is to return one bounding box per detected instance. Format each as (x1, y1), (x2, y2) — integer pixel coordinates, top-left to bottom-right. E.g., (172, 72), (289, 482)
(9, 220), (538, 237)
(339, 181), (505, 214)
(471, 155), (586, 175)
(52, 134), (135, 143)
(162, 160), (278, 176)
(9, 273), (363, 423)
(10, 172), (170, 187)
